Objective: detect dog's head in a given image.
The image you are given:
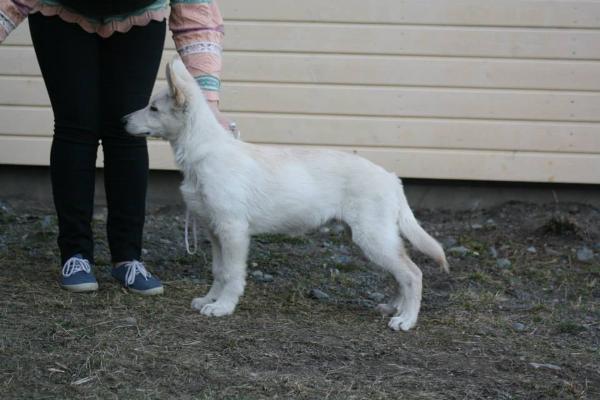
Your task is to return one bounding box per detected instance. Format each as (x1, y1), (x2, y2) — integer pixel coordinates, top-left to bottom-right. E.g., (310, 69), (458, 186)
(123, 57), (199, 140)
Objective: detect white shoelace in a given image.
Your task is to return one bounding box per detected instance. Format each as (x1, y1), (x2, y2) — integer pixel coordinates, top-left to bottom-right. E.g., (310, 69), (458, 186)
(62, 257), (92, 277)
(184, 208), (198, 255)
(123, 261), (151, 285)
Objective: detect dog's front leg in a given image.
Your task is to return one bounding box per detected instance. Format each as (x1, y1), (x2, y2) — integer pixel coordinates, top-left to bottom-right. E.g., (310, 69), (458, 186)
(198, 221), (249, 317)
(191, 232), (224, 310)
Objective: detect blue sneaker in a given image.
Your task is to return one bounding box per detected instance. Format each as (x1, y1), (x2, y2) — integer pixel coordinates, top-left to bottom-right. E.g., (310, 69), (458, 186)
(60, 254), (98, 292)
(111, 261), (164, 295)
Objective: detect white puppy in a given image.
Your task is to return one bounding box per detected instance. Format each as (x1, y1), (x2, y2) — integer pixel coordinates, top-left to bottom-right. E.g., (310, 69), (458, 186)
(124, 58), (449, 331)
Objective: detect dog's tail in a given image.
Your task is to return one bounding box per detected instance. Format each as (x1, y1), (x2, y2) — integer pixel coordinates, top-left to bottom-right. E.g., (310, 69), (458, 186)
(396, 182), (449, 273)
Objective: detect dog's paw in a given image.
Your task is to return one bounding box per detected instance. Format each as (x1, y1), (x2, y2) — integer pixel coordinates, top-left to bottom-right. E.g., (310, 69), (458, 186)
(191, 296), (215, 311)
(388, 313), (418, 332)
(200, 301), (235, 317)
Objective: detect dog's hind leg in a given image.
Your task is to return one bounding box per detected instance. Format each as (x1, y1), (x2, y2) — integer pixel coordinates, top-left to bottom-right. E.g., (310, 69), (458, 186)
(350, 220), (422, 331)
(191, 231), (224, 311)
(199, 221), (250, 317)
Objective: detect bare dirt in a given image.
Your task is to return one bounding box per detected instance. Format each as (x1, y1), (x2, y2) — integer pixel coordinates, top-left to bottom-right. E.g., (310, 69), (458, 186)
(1, 199), (599, 399)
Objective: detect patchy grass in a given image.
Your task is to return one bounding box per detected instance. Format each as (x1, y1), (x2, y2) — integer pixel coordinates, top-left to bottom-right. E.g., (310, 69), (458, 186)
(0, 200), (599, 399)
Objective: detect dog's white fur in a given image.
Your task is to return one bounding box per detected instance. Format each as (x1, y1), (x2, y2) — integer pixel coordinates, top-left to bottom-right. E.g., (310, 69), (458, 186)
(124, 58), (449, 331)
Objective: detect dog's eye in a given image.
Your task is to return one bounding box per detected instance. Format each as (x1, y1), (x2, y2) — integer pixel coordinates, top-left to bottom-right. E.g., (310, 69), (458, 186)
(150, 105), (158, 112)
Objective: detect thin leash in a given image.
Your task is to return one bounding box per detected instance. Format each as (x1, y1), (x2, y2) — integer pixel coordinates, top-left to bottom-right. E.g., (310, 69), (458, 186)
(184, 208), (198, 255)
(184, 121), (239, 255)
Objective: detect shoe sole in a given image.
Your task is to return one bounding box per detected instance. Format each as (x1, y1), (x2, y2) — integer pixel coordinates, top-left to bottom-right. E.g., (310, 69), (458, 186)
(60, 282), (99, 292)
(128, 286), (164, 296)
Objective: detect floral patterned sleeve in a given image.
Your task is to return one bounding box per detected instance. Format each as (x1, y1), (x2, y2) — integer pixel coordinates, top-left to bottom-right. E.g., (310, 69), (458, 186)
(0, 0), (32, 42)
(169, 0), (224, 102)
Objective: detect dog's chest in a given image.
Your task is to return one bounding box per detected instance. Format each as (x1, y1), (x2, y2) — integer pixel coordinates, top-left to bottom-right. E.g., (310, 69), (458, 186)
(179, 180), (209, 218)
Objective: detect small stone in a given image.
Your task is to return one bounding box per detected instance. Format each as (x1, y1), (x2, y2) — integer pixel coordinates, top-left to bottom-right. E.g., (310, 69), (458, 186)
(512, 322), (526, 331)
(41, 215), (53, 230)
(526, 246), (537, 254)
(368, 292), (385, 302)
(471, 223), (483, 230)
(488, 246), (498, 258)
(529, 362), (561, 371)
(250, 270), (273, 282)
(576, 246), (594, 263)
(496, 258), (512, 269)
(142, 248), (149, 256)
(485, 219), (496, 226)
(441, 237), (458, 249)
(338, 244), (350, 254)
(159, 238), (172, 244)
(331, 223), (346, 235)
(122, 317), (137, 326)
(250, 270), (264, 279)
(333, 255), (352, 265)
(251, 262), (258, 268)
(319, 226), (330, 234)
(329, 268), (340, 276)
(545, 246), (561, 256)
(448, 246), (469, 257)
(309, 289), (329, 300)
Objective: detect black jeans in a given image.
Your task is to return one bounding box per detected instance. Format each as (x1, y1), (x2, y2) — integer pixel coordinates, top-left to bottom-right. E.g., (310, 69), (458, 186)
(28, 13), (166, 265)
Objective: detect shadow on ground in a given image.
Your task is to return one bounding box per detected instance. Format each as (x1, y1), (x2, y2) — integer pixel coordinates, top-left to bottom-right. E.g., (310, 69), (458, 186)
(0, 200), (599, 399)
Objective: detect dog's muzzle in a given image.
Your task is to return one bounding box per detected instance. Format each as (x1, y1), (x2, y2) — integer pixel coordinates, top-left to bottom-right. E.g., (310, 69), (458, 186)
(121, 115), (151, 137)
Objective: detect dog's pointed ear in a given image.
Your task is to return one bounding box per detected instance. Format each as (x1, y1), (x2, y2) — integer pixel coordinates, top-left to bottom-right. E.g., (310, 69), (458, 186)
(166, 59), (187, 107)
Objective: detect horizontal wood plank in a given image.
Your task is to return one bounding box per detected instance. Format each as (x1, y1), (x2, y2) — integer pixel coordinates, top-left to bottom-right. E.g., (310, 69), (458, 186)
(2, 106), (600, 154)
(220, 23), (600, 60)
(219, 53), (600, 91)
(1, 135), (599, 184)
(221, 84), (600, 122)
(230, 113), (600, 153)
(2, 78), (600, 122)
(6, 22), (600, 60)
(4, 47), (600, 91)
(221, 0), (600, 28)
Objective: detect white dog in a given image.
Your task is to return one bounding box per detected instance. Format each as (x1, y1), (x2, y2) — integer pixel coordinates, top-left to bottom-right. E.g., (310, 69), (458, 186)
(123, 58), (449, 331)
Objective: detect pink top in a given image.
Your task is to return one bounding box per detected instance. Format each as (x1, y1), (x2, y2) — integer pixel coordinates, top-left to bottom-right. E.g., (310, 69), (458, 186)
(0, 0), (224, 101)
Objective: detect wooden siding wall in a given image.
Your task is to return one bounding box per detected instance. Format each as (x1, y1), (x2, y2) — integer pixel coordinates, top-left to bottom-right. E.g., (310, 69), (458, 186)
(1, 0), (599, 183)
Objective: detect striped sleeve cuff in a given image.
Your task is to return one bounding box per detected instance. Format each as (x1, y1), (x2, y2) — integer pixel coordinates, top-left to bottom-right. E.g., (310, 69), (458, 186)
(0, 9), (17, 42)
(195, 74), (221, 101)
(0, 0), (31, 42)
(0, 25), (8, 42)
(169, 0), (224, 101)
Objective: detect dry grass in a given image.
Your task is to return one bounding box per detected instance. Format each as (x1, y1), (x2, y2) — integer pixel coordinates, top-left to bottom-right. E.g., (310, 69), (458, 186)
(0, 201), (599, 399)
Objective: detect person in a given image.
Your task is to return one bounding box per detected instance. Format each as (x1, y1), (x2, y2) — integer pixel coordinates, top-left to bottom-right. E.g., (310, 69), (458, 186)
(0, 0), (230, 294)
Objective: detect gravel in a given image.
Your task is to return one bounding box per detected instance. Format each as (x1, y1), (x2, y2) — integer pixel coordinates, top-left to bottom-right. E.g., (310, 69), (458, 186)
(440, 236), (458, 249)
(512, 322), (526, 331)
(576, 246), (594, 263)
(309, 288), (330, 300)
(448, 246), (469, 257)
(496, 258), (512, 269)
(367, 292), (386, 303)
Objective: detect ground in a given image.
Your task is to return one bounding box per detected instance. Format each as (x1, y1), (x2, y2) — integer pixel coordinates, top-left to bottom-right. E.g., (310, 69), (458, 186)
(0, 199), (599, 399)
